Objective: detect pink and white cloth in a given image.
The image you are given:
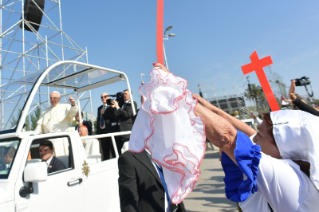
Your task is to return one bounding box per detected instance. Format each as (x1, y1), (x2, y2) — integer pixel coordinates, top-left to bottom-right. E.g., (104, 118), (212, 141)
(129, 67), (206, 204)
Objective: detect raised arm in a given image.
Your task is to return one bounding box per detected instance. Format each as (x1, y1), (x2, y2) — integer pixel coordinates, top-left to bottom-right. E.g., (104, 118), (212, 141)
(193, 94), (257, 137)
(111, 101), (135, 119)
(194, 102), (237, 164)
(289, 80), (319, 116)
(67, 96), (78, 118)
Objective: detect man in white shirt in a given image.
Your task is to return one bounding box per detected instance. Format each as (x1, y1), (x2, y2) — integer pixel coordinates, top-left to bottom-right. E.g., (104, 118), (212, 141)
(35, 91), (78, 156)
(39, 140), (66, 174)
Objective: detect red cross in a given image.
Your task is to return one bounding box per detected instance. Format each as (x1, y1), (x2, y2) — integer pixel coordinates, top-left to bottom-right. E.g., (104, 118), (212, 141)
(241, 51), (280, 111)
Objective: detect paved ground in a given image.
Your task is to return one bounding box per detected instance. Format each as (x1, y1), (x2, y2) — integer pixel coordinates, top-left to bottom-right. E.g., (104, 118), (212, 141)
(184, 148), (237, 212)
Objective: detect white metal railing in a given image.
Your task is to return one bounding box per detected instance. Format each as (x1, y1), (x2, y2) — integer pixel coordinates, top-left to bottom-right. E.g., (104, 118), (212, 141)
(80, 131), (132, 158)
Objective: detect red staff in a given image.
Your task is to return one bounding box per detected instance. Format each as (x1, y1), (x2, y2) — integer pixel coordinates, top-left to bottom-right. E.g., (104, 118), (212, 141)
(241, 51), (280, 111)
(156, 0), (164, 65)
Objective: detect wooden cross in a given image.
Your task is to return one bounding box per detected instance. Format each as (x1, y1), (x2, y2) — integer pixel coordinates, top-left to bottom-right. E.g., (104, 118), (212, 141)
(241, 51), (280, 111)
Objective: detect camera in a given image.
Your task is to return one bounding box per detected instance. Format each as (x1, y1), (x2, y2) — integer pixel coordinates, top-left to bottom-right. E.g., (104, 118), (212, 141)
(116, 92), (124, 107)
(105, 92), (124, 107)
(295, 76), (311, 86)
(106, 98), (113, 105)
(116, 92), (123, 102)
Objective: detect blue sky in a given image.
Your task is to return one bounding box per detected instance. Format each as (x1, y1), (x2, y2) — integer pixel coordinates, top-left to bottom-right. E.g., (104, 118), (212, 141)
(59, 0), (319, 108)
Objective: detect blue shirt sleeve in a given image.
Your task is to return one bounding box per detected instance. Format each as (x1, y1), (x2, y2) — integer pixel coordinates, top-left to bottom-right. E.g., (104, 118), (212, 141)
(221, 130), (262, 202)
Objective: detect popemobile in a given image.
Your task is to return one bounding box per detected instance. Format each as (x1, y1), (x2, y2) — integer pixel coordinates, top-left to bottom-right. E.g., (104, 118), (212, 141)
(0, 61), (136, 211)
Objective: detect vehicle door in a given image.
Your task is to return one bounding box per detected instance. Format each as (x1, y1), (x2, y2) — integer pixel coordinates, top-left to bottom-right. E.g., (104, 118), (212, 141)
(14, 132), (85, 212)
(79, 133), (120, 212)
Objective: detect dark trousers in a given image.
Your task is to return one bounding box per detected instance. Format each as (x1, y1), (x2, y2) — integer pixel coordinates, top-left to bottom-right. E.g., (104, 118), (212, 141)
(100, 137), (116, 160)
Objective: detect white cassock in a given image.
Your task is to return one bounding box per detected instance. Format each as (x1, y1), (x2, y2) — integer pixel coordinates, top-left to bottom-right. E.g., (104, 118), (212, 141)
(82, 138), (100, 156)
(34, 103), (78, 156)
(82, 138), (101, 164)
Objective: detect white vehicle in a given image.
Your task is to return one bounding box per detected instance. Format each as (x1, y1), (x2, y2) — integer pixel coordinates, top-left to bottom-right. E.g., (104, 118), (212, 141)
(0, 61), (136, 211)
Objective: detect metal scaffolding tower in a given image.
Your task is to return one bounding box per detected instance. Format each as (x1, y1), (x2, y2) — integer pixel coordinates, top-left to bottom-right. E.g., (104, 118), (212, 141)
(266, 66), (287, 100)
(0, 0), (94, 130)
(199, 76), (250, 119)
(198, 65), (287, 118)
(232, 78), (250, 119)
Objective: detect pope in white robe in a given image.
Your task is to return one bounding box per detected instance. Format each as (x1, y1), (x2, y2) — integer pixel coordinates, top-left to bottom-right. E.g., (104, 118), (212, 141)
(34, 91), (78, 156)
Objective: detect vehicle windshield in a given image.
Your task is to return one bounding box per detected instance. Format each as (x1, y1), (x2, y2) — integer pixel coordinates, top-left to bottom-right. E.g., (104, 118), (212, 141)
(0, 139), (20, 179)
(0, 62), (123, 133)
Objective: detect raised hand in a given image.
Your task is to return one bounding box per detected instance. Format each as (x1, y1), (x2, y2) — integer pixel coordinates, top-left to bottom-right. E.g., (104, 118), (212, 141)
(153, 63), (170, 73)
(193, 94), (213, 110)
(68, 96), (76, 106)
(112, 100), (119, 108)
(289, 80), (297, 101)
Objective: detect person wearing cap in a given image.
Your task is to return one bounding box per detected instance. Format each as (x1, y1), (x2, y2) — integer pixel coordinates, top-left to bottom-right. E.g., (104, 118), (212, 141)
(78, 126), (100, 158)
(34, 91), (78, 156)
(194, 94), (319, 212)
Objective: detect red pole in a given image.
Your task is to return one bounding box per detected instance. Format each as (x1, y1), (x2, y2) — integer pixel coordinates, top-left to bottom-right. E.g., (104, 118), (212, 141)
(156, 0), (164, 65)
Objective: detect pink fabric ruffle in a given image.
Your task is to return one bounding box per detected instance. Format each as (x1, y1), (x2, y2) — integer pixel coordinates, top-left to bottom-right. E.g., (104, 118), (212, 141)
(129, 68), (206, 204)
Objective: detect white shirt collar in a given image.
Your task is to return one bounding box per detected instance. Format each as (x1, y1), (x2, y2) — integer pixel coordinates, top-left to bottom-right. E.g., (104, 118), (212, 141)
(45, 155), (54, 168)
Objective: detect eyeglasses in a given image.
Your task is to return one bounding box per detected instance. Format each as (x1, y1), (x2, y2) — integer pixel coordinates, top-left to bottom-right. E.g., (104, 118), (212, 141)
(101, 96), (108, 99)
(50, 97), (60, 100)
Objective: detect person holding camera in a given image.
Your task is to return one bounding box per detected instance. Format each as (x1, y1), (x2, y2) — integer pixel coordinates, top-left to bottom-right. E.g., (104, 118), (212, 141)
(289, 80), (319, 116)
(97, 92), (118, 160)
(111, 89), (137, 155)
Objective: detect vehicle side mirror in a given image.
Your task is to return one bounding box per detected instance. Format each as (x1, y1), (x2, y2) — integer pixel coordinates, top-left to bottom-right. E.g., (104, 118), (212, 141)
(24, 161), (47, 183)
(20, 161), (47, 197)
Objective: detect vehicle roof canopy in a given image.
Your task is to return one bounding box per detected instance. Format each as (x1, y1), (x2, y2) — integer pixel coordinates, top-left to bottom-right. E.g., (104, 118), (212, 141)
(0, 61), (132, 135)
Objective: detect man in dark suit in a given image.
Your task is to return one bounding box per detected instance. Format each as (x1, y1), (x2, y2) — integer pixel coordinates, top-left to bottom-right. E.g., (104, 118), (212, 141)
(118, 150), (186, 212)
(97, 92), (118, 160)
(111, 89), (137, 155)
(75, 111), (93, 135)
(39, 140), (66, 173)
